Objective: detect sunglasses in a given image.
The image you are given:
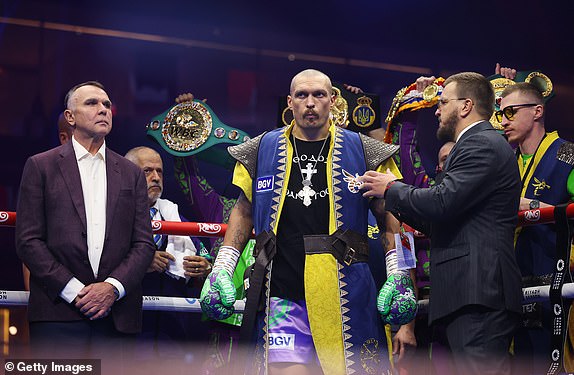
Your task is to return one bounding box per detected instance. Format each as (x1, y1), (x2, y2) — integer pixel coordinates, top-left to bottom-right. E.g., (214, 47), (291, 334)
(494, 103), (538, 122)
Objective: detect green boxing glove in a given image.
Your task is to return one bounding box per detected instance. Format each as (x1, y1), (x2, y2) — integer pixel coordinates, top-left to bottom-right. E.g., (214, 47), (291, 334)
(199, 245), (241, 320)
(377, 248), (417, 325)
(200, 268), (236, 320)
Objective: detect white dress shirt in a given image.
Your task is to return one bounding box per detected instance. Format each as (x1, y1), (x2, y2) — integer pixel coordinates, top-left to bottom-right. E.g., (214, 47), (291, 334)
(59, 137), (124, 303)
(75, 137), (107, 278)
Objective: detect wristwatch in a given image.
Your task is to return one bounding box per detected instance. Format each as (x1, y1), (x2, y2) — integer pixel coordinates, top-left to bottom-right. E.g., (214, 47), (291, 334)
(529, 199), (540, 210)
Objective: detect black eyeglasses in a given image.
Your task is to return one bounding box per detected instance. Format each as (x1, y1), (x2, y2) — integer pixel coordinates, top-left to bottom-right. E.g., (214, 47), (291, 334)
(437, 98), (468, 107)
(494, 103), (538, 122)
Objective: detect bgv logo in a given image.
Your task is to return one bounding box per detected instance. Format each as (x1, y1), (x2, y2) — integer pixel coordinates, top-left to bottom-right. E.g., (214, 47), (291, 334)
(269, 333), (295, 350)
(256, 176), (274, 192)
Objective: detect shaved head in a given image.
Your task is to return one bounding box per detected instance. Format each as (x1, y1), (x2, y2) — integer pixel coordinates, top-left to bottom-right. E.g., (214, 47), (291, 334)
(290, 69), (333, 96)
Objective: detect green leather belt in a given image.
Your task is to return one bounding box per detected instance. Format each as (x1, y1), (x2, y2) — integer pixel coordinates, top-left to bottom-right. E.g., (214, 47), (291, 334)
(146, 100), (251, 168)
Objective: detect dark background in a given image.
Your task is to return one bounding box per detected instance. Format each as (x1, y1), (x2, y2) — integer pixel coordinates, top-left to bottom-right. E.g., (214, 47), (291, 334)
(1, 0), (573, 291)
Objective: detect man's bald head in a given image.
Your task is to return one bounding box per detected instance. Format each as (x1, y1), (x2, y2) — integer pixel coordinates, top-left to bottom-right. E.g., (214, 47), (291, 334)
(290, 69), (333, 96)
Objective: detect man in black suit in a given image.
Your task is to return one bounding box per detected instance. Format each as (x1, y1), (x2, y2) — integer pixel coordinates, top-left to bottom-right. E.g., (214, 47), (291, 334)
(359, 72), (523, 375)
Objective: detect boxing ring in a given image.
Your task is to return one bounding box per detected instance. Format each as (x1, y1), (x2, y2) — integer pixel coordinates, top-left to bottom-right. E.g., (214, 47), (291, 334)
(2, 204), (574, 373)
(1, 204), (573, 311)
(0, 203), (574, 312)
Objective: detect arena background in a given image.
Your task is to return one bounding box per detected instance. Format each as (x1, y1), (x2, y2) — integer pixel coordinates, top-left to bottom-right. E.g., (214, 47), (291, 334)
(0, 0), (573, 352)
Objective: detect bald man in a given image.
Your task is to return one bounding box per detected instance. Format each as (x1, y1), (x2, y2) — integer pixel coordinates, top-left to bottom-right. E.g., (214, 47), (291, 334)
(200, 69), (415, 375)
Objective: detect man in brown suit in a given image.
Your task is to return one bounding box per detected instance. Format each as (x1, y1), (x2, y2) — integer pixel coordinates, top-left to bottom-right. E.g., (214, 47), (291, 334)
(15, 81), (155, 357)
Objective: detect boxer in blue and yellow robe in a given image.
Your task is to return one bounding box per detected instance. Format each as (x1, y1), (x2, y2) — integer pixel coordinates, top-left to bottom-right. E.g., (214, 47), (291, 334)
(200, 69), (417, 375)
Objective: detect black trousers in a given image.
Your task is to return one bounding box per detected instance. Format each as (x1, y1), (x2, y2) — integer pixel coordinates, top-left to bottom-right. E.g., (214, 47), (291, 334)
(440, 305), (520, 375)
(29, 318), (134, 373)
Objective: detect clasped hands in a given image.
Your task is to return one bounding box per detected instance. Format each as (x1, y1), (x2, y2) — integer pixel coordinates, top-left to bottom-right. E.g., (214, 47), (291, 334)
(74, 282), (116, 320)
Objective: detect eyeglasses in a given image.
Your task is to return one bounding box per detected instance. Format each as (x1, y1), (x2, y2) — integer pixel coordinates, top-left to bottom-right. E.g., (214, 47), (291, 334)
(437, 98), (468, 107)
(494, 103), (538, 122)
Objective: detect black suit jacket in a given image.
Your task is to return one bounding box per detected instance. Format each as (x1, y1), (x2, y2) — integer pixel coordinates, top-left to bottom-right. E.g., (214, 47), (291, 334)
(15, 141), (155, 333)
(385, 121), (523, 324)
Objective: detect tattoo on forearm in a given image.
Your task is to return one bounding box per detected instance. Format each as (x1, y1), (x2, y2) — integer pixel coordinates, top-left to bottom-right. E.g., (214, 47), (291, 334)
(380, 235), (390, 251)
(231, 227), (249, 250)
(228, 192), (252, 250)
(235, 193), (251, 217)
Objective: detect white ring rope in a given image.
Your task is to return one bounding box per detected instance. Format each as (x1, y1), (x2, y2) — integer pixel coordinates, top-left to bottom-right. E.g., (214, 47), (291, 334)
(0, 290), (245, 312)
(1, 209), (571, 314)
(0, 284), (569, 312)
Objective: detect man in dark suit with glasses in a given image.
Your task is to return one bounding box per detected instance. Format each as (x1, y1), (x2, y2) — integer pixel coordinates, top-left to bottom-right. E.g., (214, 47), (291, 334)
(360, 72), (523, 375)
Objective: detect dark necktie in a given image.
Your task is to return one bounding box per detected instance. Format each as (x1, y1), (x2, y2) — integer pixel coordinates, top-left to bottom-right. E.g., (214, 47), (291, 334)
(149, 207), (163, 249)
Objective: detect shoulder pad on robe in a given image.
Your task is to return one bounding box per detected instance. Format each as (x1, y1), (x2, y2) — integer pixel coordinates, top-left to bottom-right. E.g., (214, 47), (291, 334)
(227, 133), (266, 179)
(359, 133), (400, 170)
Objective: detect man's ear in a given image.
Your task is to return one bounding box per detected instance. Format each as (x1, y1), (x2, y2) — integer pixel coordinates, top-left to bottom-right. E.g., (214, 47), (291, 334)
(64, 109), (75, 125)
(533, 104), (544, 121)
(459, 99), (473, 118)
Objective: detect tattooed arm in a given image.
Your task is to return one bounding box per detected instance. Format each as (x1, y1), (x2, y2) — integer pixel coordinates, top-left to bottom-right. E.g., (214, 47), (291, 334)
(371, 197), (419, 299)
(200, 191), (254, 320)
(370, 198), (398, 254)
(369, 197), (418, 326)
(222, 192), (253, 251)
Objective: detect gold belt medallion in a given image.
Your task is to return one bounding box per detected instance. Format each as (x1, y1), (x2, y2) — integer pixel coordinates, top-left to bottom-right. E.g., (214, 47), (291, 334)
(161, 102), (212, 152)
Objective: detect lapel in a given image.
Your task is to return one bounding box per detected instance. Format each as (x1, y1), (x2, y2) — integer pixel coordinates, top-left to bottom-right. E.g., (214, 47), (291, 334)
(105, 149), (121, 241)
(444, 121), (493, 171)
(58, 142), (87, 230)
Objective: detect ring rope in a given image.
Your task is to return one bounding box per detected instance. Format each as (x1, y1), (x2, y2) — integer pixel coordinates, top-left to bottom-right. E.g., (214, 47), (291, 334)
(0, 283), (571, 312)
(1, 204), (572, 313)
(1, 203), (572, 234)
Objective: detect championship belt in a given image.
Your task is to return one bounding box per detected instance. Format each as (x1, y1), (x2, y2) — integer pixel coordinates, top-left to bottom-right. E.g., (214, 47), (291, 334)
(146, 100), (251, 169)
(383, 77), (445, 143)
(277, 82), (381, 134)
(488, 70), (554, 130)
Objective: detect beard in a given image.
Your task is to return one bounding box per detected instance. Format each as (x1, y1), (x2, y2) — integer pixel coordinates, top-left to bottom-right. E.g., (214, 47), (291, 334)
(436, 112), (457, 142)
(148, 186), (162, 206)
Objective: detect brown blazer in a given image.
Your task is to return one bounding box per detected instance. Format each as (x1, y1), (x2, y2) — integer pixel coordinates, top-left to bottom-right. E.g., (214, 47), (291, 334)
(15, 141), (155, 333)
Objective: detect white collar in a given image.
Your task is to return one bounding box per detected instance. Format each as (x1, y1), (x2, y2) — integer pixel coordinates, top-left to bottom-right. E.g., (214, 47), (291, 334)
(71, 136), (106, 161)
(456, 120), (483, 143)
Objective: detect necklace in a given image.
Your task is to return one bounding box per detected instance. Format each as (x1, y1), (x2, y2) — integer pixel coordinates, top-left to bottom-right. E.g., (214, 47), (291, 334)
(292, 136), (329, 207)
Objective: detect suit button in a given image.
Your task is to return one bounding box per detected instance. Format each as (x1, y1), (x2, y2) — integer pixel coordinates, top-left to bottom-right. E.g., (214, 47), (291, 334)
(83, 260), (89, 265)
(81, 232), (87, 238)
